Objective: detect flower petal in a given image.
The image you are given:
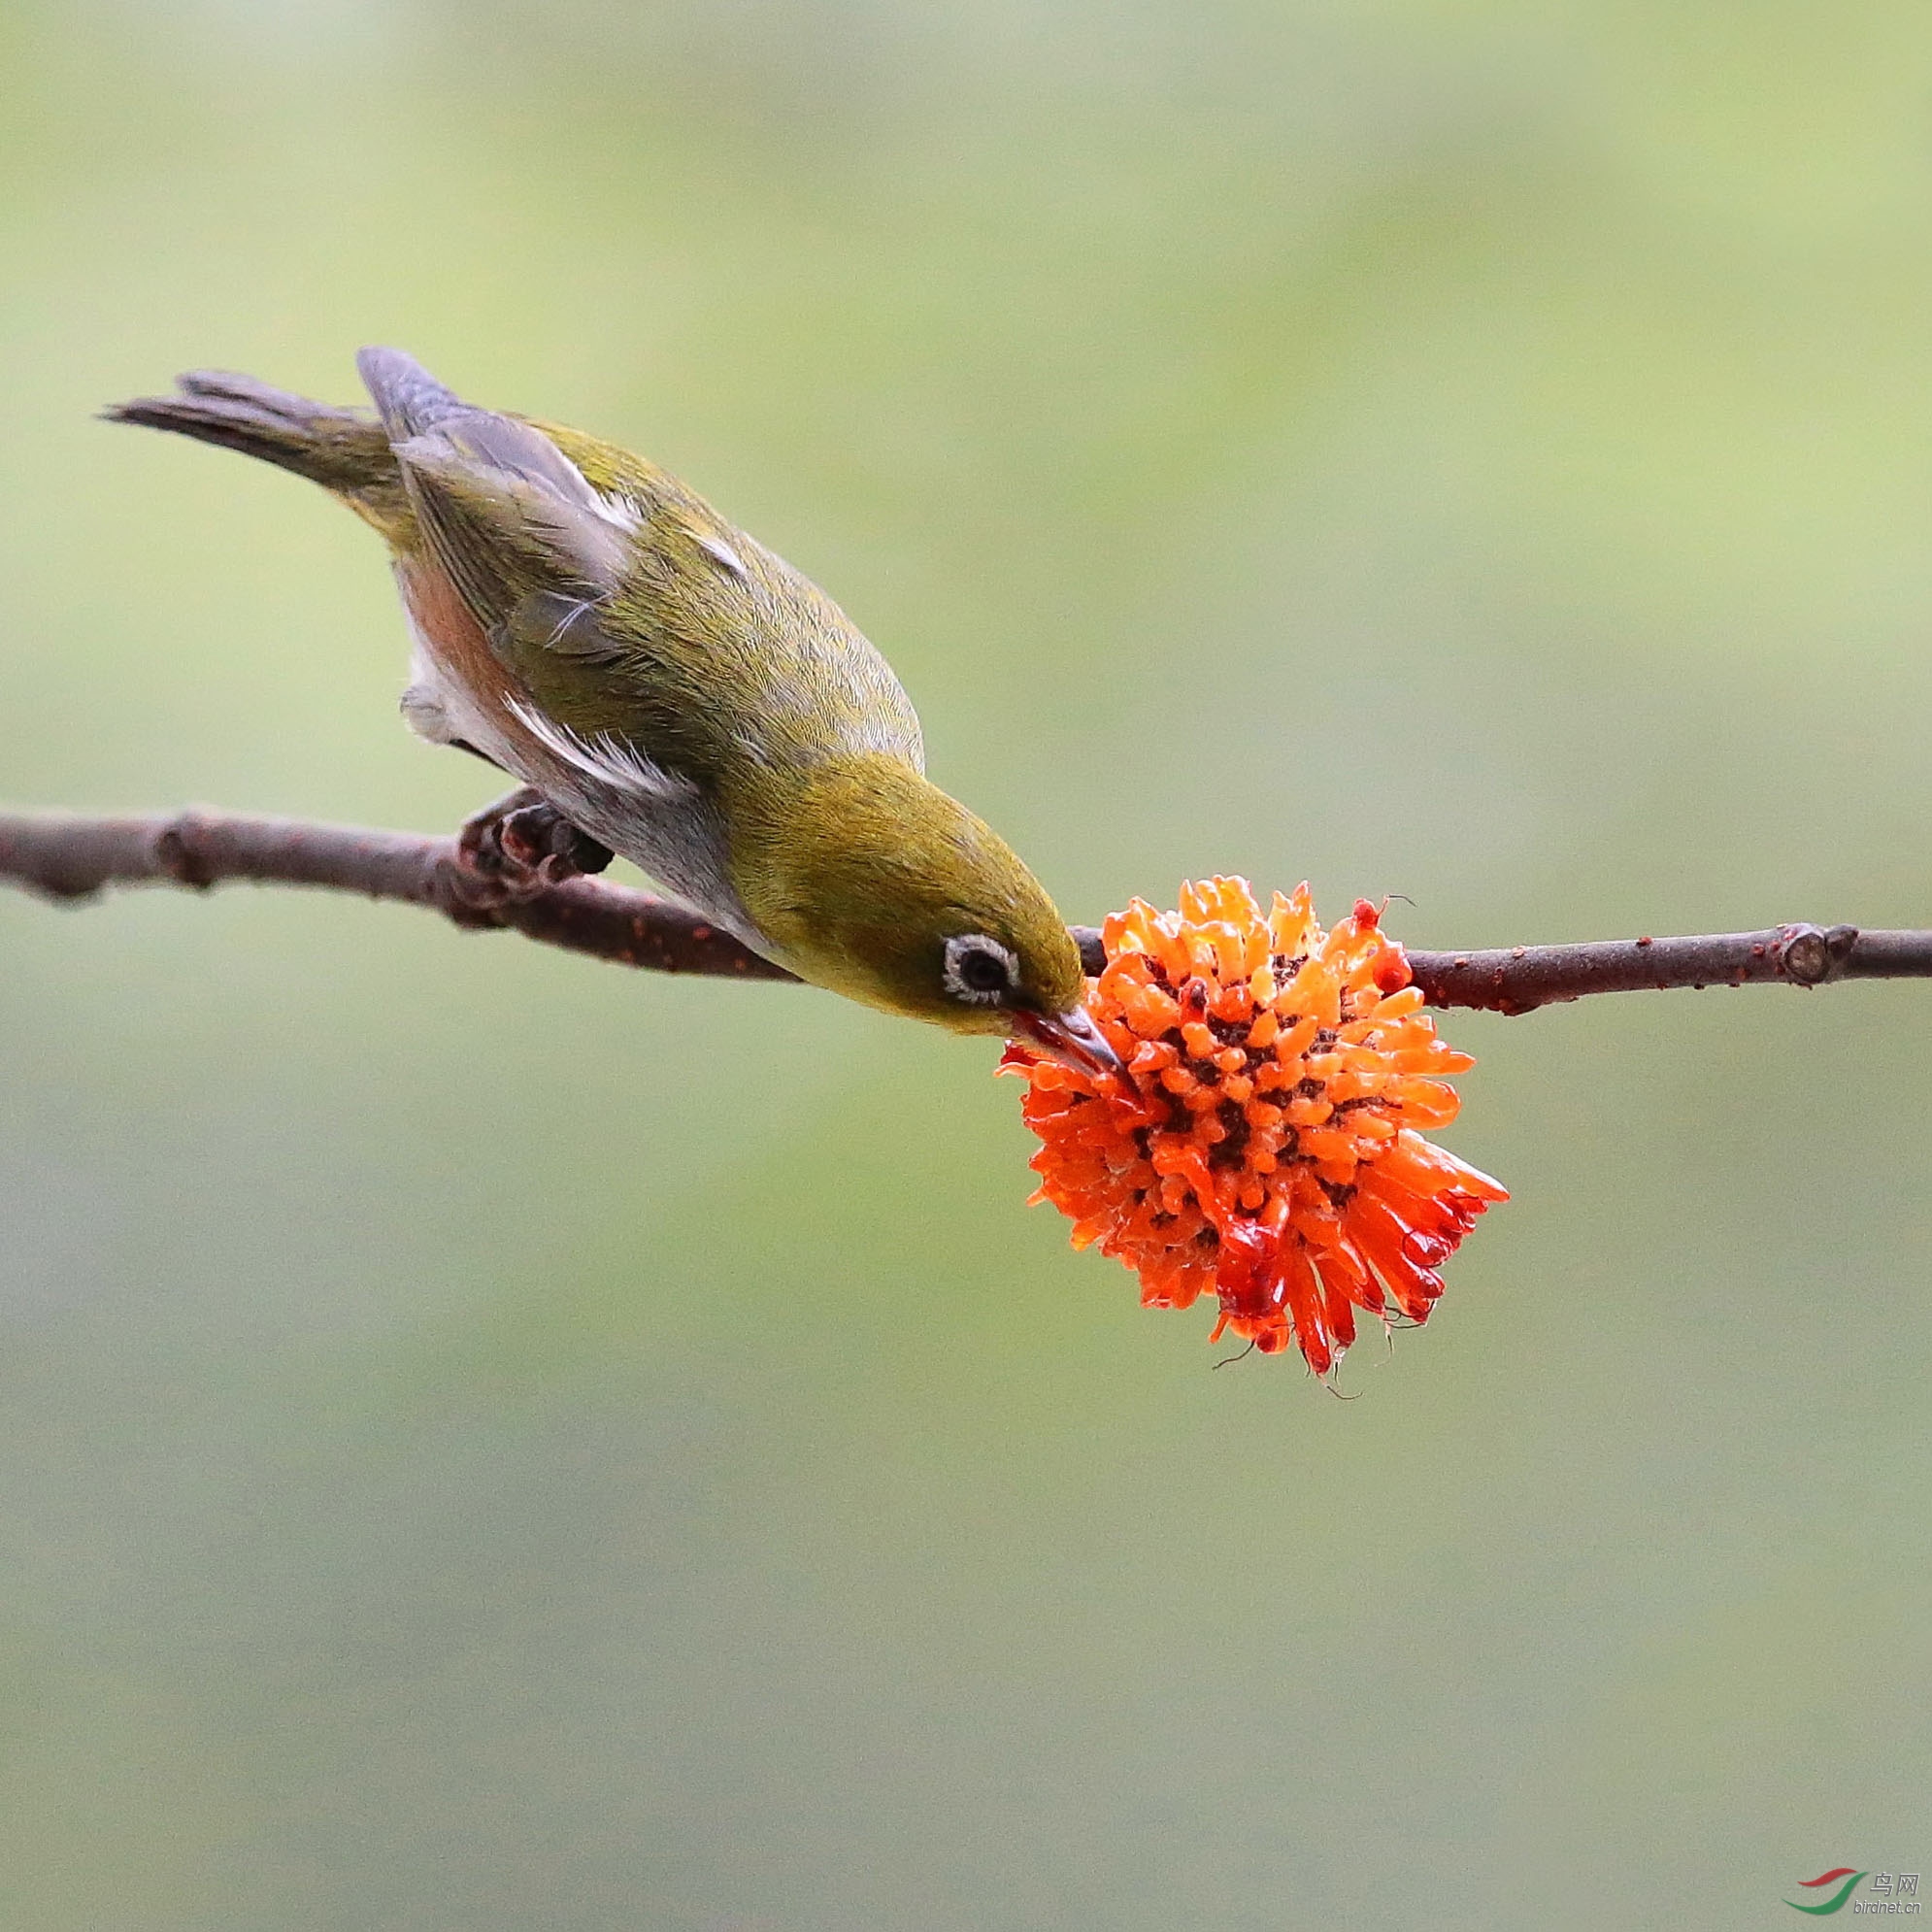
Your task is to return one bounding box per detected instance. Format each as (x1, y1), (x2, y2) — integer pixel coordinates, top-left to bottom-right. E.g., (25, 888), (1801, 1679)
(1009, 879), (1504, 1377)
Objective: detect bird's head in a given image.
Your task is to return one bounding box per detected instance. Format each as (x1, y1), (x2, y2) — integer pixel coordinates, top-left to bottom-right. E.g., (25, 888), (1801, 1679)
(731, 756), (1119, 1077)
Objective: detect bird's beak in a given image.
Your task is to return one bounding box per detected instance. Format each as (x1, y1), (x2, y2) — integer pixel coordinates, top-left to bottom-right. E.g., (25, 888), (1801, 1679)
(1012, 1004), (1126, 1083)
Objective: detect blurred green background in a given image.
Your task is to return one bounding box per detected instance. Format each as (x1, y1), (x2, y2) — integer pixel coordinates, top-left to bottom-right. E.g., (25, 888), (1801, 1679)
(3, 3), (1929, 1926)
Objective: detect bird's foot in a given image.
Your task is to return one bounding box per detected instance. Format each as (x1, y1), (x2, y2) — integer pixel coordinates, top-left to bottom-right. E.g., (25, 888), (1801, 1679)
(467, 789), (615, 884)
(444, 786), (614, 914)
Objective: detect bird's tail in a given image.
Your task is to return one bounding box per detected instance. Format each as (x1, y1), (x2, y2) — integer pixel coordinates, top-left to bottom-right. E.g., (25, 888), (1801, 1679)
(103, 370), (405, 517)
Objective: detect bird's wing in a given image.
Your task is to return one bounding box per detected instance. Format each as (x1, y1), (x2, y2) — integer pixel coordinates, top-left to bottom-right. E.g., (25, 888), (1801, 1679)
(358, 348), (925, 784)
(358, 347), (635, 662)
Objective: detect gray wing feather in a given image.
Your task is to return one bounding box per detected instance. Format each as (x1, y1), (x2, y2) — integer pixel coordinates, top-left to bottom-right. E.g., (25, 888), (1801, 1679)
(355, 347), (469, 436)
(357, 348), (634, 654)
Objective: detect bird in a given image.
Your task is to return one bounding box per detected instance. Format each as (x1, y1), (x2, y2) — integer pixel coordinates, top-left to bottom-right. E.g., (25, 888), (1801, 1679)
(105, 350), (1118, 1075)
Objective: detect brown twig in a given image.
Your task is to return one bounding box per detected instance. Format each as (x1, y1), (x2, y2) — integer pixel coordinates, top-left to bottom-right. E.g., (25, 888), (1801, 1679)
(0, 808), (795, 981)
(1393, 926), (1929, 1014)
(3, 806), (1927, 1013)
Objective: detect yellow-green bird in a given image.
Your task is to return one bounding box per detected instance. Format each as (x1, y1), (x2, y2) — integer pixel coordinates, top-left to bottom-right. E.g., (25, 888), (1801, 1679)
(108, 350), (1117, 1074)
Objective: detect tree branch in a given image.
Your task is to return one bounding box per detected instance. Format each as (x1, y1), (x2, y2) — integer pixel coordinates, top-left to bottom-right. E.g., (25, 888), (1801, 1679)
(3, 805), (1926, 1014)
(0, 807), (796, 981)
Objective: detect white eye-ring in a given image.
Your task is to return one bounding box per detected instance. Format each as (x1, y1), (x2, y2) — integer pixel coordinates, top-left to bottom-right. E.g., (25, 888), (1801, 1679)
(944, 933), (1018, 1006)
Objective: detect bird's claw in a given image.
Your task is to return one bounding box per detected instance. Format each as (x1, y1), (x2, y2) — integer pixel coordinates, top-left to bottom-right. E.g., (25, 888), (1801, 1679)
(446, 786), (614, 913)
(486, 799), (615, 884)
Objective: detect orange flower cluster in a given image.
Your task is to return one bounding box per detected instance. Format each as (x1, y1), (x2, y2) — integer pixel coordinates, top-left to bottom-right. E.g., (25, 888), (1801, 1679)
(1003, 879), (1506, 1376)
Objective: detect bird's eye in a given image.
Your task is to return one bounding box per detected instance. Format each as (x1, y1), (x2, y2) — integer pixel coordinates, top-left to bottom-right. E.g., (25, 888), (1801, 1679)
(944, 934), (1018, 1006)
